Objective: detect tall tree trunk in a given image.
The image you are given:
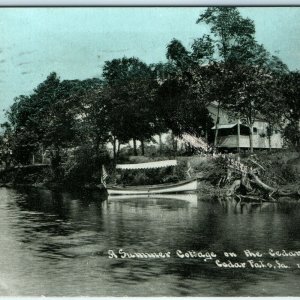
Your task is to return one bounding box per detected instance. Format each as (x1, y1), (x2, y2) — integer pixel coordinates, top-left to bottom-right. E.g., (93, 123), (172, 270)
(159, 133), (163, 155)
(113, 137), (117, 161)
(95, 137), (100, 160)
(41, 144), (46, 164)
(171, 132), (177, 156)
(268, 135), (272, 152)
(237, 117), (241, 154)
(248, 103), (254, 154)
(268, 123), (272, 152)
(50, 146), (62, 180)
(141, 139), (145, 156)
(249, 125), (254, 154)
(117, 140), (121, 158)
(133, 138), (137, 156)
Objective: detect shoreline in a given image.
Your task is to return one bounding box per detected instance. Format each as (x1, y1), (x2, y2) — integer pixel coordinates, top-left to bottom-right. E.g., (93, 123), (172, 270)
(0, 181), (107, 193)
(1, 151), (299, 202)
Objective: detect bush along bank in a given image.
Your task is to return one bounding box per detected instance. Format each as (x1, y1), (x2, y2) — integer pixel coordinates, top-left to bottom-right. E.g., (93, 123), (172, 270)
(0, 145), (111, 190)
(0, 165), (51, 188)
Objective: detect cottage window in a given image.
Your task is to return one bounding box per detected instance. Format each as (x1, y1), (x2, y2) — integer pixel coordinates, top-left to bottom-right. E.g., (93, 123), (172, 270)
(253, 127), (258, 134)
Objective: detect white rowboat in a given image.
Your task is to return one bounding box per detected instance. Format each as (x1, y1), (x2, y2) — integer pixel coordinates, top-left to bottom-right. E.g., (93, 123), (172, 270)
(106, 178), (198, 195)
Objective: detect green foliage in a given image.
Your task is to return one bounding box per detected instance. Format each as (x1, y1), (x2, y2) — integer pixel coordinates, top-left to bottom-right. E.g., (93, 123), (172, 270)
(197, 7), (256, 63)
(191, 35), (215, 63)
(157, 39), (215, 139)
(189, 155), (228, 184)
(117, 164), (186, 186)
(63, 145), (110, 185)
(6, 72), (77, 167)
(219, 64), (280, 123)
(283, 123), (300, 150)
(0, 123), (14, 167)
(0, 165), (50, 184)
(102, 57), (159, 146)
(72, 78), (111, 148)
(6, 73), (110, 172)
(196, 7), (289, 73)
(166, 39), (191, 68)
(111, 155), (188, 186)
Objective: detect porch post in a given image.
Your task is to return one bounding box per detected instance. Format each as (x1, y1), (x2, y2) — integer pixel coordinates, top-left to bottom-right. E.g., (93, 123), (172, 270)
(214, 102), (220, 149)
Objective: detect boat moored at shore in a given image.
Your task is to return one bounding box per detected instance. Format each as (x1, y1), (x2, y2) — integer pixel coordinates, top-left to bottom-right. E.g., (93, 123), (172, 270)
(102, 160), (198, 195)
(106, 178), (198, 195)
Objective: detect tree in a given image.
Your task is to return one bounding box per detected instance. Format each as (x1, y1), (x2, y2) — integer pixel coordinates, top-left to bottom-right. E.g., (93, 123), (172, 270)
(77, 78), (111, 156)
(166, 39), (192, 68)
(156, 69), (213, 139)
(156, 38), (215, 142)
(219, 64), (281, 152)
(280, 71), (300, 149)
(197, 7), (256, 64)
(0, 122), (14, 168)
(6, 94), (40, 164)
(196, 7), (288, 152)
(8, 72), (61, 148)
(6, 71), (114, 175)
(191, 35), (215, 64)
(7, 73), (82, 177)
(102, 57), (159, 157)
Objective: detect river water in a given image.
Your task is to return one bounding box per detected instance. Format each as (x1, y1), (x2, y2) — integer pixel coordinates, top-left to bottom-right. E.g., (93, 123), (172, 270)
(0, 187), (300, 296)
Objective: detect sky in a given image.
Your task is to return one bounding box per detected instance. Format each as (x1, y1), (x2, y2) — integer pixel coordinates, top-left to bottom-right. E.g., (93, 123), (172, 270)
(1, 7), (300, 122)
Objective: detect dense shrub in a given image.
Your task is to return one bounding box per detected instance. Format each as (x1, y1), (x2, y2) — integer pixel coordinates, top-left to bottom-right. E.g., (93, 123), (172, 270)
(63, 145), (110, 185)
(0, 165), (50, 184)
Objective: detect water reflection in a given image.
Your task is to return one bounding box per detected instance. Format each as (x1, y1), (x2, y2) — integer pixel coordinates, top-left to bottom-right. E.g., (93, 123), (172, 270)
(0, 187), (300, 296)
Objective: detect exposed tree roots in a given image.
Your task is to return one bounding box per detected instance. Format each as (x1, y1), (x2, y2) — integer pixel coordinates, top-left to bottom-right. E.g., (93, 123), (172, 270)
(223, 157), (300, 203)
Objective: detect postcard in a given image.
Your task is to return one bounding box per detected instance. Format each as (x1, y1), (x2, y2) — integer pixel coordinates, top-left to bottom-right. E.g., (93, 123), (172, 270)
(0, 5), (300, 297)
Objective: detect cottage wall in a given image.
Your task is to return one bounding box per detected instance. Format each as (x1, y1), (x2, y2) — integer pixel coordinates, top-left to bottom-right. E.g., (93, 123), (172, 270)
(217, 134), (282, 149)
(208, 105), (283, 149)
(252, 120), (283, 149)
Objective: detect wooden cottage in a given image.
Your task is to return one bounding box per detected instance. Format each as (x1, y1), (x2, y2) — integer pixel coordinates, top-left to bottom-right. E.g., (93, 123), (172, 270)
(207, 103), (283, 151)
